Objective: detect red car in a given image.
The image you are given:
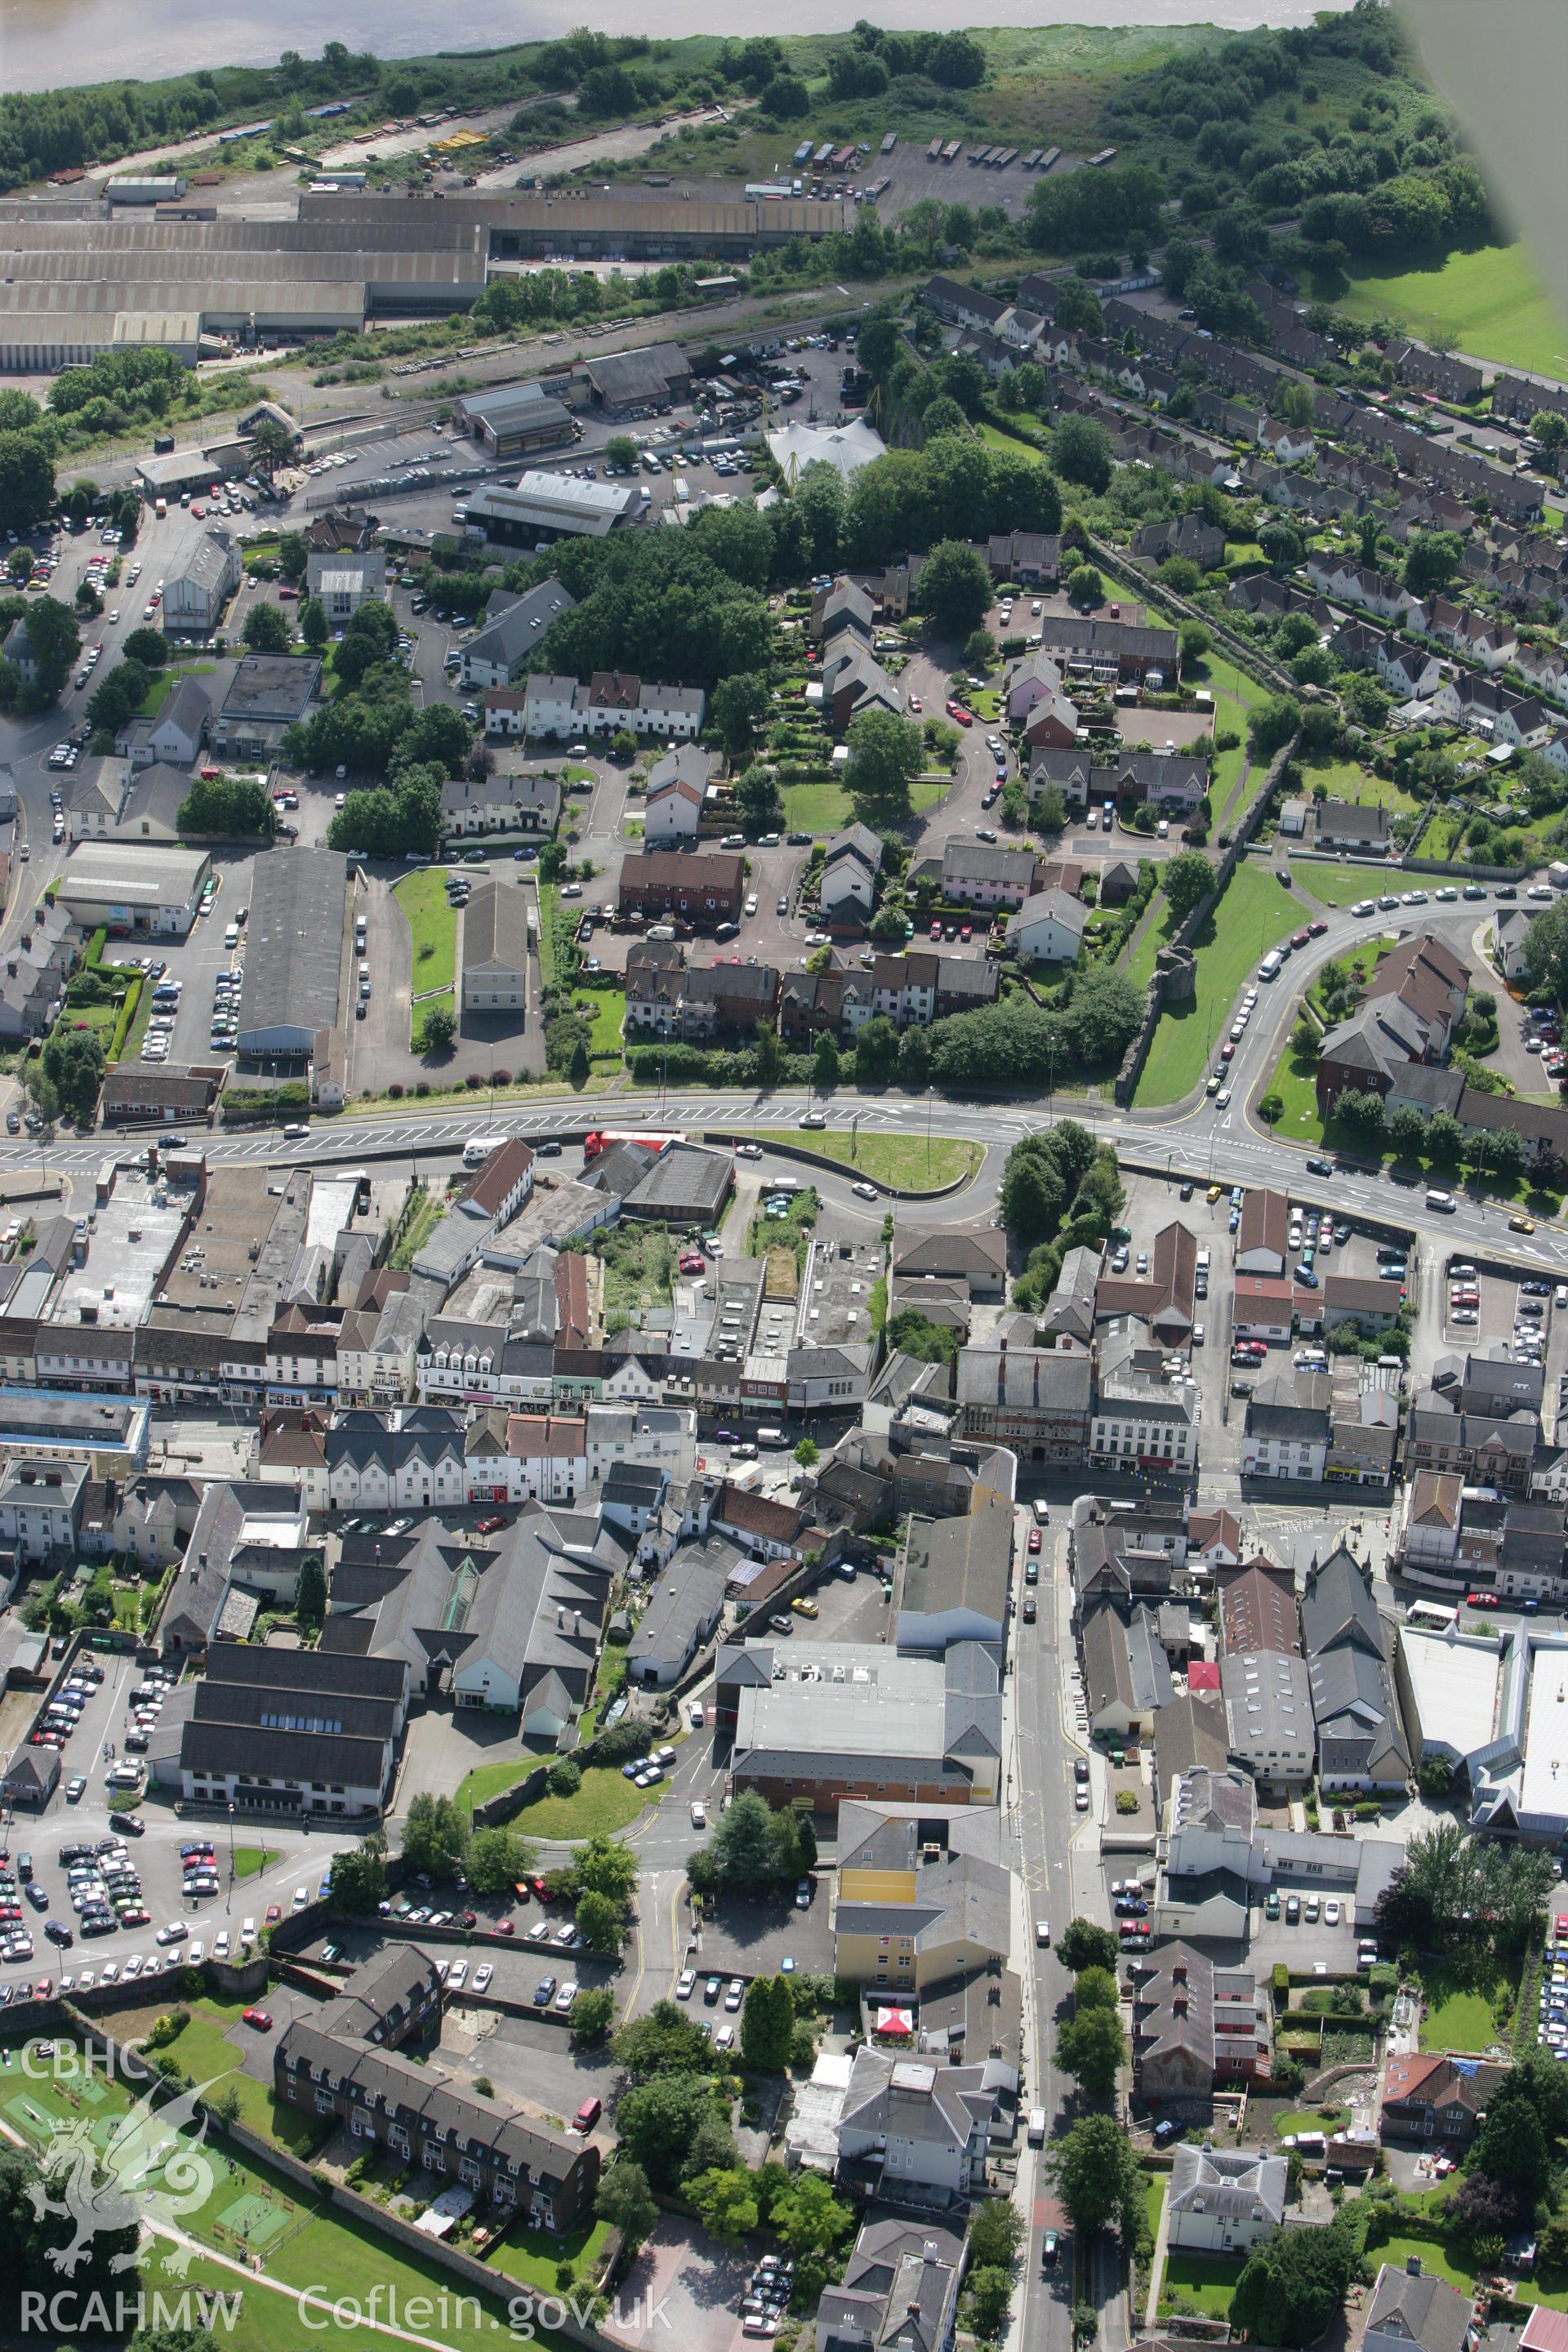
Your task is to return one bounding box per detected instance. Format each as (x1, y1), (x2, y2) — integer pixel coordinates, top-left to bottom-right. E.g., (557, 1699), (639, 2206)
(461, 1910), (477, 1928)
(574, 2096), (603, 2134)
(678, 1250), (705, 1275)
(1027, 1528), (1042, 1554)
(190, 503), (204, 519)
(496, 1919), (515, 1936)
(929, 920), (942, 940)
(530, 1875), (552, 1901)
(242, 2007), (273, 2031)
(1220, 1040), (1236, 1060)
(906, 695), (922, 713)
(265, 1904), (282, 1923)
(474, 1514), (506, 1534)
(945, 700), (973, 727)
(1308, 919), (1329, 938)
(1290, 929), (1311, 949)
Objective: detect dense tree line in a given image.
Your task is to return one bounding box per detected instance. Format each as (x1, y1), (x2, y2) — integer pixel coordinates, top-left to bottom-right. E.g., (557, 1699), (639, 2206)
(526, 507), (773, 693)
(768, 434), (1061, 581)
(1095, 0), (1492, 274)
(0, 41), (374, 191)
(283, 603), (470, 840)
(177, 773), (275, 837)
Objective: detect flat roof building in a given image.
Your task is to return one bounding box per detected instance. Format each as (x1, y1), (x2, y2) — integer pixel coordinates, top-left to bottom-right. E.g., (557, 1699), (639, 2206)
(236, 849), (346, 1058)
(728, 1638), (1002, 1810)
(1395, 1623), (1504, 1773)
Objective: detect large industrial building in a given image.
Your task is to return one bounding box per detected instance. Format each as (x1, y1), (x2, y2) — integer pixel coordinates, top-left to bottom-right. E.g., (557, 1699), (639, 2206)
(235, 848), (347, 1061)
(0, 189), (849, 368)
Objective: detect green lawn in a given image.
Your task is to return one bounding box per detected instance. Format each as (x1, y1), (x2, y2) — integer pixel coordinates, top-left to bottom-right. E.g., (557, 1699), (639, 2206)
(1334, 240), (1568, 379)
(1373, 2238), (1477, 2296)
(1160, 2252), (1243, 2319)
(455, 1757), (657, 1834)
(1144, 2172), (1165, 2243)
(1423, 1964), (1516, 2053)
(393, 867), (458, 994)
(455, 1751), (539, 1810)
(1290, 862), (1397, 909)
(135, 661), (216, 719)
(1261, 1036), (1325, 1143)
(233, 1844), (282, 1880)
(509, 1762), (657, 1838)
(1134, 862), (1303, 1107)
(156, 1996), (327, 2154)
(1123, 897), (1183, 996)
(574, 982), (624, 1067)
(1192, 652), (1266, 823)
(486, 2212), (611, 2292)
(751, 1128), (978, 1192)
(780, 776), (947, 835)
(1298, 751), (1423, 817)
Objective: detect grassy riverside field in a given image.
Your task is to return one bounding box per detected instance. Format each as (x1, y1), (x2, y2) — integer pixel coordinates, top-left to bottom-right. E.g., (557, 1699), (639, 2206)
(1333, 242), (1568, 378)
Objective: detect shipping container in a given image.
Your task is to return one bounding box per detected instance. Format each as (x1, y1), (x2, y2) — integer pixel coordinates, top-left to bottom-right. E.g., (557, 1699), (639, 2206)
(1040, 145), (1062, 172)
(880, 131), (897, 154)
(927, 137), (944, 161)
(942, 140), (962, 162)
(1086, 147), (1119, 167)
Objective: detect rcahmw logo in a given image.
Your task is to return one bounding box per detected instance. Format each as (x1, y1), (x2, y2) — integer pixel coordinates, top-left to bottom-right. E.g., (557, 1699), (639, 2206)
(24, 2067), (219, 2277)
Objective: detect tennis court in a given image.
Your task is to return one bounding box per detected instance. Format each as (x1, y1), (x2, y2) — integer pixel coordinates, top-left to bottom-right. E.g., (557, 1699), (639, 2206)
(214, 2184), (298, 2250)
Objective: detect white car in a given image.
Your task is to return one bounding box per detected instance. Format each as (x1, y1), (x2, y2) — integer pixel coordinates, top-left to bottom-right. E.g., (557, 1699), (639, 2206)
(156, 1921), (188, 1945)
(474, 1963), (493, 1993)
(447, 1958), (468, 1989)
(1324, 1900), (1342, 1927)
(214, 1930), (230, 1958)
(676, 1968), (697, 1999)
(852, 1181), (878, 1200)
(292, 1885), (309, 1909)
(691, 1800), (707, 1828)
(122, 1953), (145, 1979)
(189, 1940), (205, 1963)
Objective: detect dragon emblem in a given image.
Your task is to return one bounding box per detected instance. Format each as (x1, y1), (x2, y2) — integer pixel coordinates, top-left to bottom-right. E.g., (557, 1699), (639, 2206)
(27, 2074), (219, 2276)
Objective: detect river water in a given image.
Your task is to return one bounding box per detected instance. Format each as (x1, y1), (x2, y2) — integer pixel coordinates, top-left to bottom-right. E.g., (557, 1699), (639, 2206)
(1, 0), (1348, 96)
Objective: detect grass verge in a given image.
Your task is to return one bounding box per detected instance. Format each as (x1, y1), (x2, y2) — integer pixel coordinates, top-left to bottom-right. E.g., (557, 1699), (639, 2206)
(393, 868), (458, 995)
(751, 1129), (978, 1191)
